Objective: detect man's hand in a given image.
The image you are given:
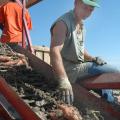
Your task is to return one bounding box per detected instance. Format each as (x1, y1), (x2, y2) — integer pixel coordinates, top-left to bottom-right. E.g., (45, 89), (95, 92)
(56, 78), (74, 105)
(93, 57), (107, 65)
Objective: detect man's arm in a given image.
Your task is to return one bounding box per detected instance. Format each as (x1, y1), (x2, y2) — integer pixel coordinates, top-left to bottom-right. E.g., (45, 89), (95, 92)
(84, 49), (95, 61)
(50, 21), (68, 79)
(50, 21), (73, 104)
(84, 49), (107, 65)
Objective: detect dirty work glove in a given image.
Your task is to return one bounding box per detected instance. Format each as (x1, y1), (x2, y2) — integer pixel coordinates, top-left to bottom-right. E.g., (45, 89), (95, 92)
(93, 57), (107, 65)
(56, 78), (74, 105)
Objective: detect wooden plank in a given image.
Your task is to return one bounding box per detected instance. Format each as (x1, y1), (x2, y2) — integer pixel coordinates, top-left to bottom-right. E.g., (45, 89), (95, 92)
(78, 73), (120, 89)
(33, 46), (50, 52)
(72, 83), (120, 119)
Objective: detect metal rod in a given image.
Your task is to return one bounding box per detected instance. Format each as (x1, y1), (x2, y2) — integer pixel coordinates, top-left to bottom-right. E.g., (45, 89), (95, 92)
(15, 0), (34, 53)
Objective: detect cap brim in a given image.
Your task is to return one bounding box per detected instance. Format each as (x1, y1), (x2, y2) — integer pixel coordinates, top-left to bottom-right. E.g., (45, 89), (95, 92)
(82, 0), (100, 7)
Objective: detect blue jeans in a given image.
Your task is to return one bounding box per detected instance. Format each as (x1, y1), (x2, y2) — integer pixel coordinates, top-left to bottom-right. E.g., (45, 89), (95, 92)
(78, 62), (120, 102)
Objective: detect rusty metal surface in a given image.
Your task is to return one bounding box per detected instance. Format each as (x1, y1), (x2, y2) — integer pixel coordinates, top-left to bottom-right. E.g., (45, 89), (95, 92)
(27, 0), (43, 8)
(0, 0), (43, 8)
(79, 73), (120, 89)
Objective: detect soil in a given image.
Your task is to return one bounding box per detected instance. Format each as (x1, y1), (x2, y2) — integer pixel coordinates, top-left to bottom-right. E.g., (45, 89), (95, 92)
(0, 43), (120, 120)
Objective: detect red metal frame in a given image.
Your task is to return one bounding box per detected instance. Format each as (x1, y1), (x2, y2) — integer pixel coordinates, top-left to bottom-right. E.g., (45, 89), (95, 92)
(15, 0), (34, 53)
(0, 76), (41, 120)
(79, 73), (120, 89)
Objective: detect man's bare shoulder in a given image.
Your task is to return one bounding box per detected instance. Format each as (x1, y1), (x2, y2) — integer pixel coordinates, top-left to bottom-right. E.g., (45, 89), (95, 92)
(52, 21), (67, 36)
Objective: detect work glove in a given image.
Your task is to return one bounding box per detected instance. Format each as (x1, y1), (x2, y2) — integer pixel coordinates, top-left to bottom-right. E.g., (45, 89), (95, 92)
(56, 78), (74, 105)
(93, 57), (107, 65)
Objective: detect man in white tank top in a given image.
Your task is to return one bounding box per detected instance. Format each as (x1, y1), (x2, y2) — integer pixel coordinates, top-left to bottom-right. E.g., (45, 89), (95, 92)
(50, 0), (120, 105)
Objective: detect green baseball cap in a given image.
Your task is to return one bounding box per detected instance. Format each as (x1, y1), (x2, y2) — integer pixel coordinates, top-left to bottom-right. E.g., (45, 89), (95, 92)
(82, 0), (100, 7)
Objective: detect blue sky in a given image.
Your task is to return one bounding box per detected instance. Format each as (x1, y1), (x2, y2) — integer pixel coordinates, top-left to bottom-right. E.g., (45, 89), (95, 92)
(29, 0), (120, 67)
